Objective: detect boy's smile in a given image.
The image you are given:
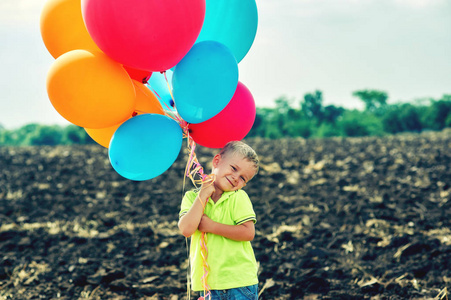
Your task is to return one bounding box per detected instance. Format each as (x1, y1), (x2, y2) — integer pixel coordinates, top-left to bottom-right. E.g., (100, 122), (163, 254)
(226, 177), (235, 187)
(211, 153), (256, 194)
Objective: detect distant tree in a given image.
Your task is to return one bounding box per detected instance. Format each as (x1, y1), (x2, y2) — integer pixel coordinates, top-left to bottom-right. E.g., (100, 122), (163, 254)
(1, 124), (41, 145)
(323, 105), (345, 124)
(421, 96), (451, 130)
(383, 104), (422, 133)
(274, 97), (293, 136)
(337, 110), (384, 137)
(248, 108), (279, 138)
(290, 119), (314, 138)
(62, 125), (93, 145)
(0, 128), (12, 145)
(247, 108), (264, 137)
(446, 113), (451, 128)
(274, 97), (293, 115)
(313, 122), (341, 138)
(26, 125), (63, 145)
(352, 89), (388, 113)
(382, 108), (404, 134)
(399, 104), (422, 132)
(275, 97), (311, 137)
(301, 90), (324, 121)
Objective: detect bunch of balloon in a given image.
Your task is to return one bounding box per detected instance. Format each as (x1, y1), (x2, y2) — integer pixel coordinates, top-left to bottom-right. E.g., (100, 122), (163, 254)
(40, 0), (206, 180)
(41, 0), (258, 180)
(170, 0), (259, 148)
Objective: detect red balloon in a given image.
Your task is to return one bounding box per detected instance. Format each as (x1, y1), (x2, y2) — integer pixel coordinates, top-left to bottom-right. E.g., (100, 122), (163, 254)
(123, 65), (152, 83)
(81, 0), (206, 72)
(189, 82), (256, 148)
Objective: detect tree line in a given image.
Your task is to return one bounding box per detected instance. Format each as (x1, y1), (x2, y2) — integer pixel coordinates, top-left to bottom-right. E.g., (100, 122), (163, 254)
(1, 90), (450, 146)
(247, 91), (451, 139)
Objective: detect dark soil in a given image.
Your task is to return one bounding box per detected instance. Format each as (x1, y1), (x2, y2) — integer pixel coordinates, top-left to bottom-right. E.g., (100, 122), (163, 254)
(0, 131), (450, 299)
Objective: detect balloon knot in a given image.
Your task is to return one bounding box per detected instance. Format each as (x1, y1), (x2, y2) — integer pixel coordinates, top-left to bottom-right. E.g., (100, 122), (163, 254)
(142, 75), (151, 84)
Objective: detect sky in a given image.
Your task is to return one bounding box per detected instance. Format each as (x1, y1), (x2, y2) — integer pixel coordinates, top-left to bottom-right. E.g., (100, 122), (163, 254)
(1, 0), (450, 129)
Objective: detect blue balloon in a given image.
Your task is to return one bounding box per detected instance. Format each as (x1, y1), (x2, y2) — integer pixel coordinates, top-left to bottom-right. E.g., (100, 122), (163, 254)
(146, 70), (175, 111)
(108, 114), (183, 181)
(196, 0), (258, 63)
(172, 41), (238, 124)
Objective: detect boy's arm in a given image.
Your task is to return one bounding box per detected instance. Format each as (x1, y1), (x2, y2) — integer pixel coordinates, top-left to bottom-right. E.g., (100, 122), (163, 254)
(198, 215), (255, 241)
(178, 195), (207, 237)
(178, 182), (215, 237)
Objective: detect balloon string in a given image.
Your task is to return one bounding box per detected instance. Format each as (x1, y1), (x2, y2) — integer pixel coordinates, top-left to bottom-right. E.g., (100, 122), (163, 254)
(153, 70), (208, 187)
(156, 70), (213, 299)
(141, 70), (209, 186)
(181, 119), (213, 300)
(184, 136), (214, 300)
(196, 175), (214, 300)
(198, 231), (211, 300)
(163, 71), (175, 101)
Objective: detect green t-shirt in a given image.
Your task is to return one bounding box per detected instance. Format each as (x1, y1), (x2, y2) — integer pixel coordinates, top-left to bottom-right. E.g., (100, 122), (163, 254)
(179, 189), (258, 291)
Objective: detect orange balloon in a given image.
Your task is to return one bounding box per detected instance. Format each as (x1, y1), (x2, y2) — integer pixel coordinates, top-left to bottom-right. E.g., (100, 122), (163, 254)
(85, 80), (165, 147)
(40, 0), (101, 58)
(46, 50), (136, 129)
(85, 123), (121, 148)
(132, 80), (165, 116)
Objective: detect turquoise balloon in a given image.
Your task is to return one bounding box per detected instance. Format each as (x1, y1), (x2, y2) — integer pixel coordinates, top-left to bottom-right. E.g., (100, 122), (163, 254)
(196, 0), (258, 63)
(108, 114), (183, 181)
(172, 41), (238, 124)
(146, 70), (175, 111)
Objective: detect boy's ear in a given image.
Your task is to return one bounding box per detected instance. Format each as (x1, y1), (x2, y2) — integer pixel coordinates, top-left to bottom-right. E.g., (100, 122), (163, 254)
(212, 154), (221, 168)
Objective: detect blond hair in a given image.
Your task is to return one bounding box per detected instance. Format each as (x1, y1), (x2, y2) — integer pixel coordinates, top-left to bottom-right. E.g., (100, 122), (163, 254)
(219, 141), (259, 174)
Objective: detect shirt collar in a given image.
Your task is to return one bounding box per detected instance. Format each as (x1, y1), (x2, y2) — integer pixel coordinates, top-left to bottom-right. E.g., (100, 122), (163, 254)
(210, 190), (237, 205)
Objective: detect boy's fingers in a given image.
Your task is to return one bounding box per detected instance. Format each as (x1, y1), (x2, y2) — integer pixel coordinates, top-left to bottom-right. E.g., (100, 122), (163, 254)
(202, 174), (216, 185)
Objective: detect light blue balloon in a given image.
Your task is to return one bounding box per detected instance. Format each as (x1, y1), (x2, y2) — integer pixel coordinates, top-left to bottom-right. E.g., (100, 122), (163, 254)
(172, 41), (238, 124)
(108, 114), (183, 181)
(146, 70), (175, 111)
(196, 0), (258, 63)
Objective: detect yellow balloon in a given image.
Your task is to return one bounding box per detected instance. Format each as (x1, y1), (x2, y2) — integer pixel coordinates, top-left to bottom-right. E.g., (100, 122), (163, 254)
(40, 0), (101, 58)
(85, 80), (165, 148)
(46, 50), (136, 129)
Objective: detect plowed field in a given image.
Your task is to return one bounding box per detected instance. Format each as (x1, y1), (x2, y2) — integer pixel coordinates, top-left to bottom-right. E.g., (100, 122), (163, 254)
(1, 132), (450, 299)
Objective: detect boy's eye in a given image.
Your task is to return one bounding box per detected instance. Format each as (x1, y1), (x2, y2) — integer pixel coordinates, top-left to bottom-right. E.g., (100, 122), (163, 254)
(231, 166), (236, 171)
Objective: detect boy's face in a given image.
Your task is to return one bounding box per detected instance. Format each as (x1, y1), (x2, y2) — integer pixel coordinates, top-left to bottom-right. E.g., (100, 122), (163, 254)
(211, 153), (256, 192)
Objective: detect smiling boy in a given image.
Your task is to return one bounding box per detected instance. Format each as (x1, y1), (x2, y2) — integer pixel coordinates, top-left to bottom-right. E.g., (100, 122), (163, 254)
(178, 141), (259, 300)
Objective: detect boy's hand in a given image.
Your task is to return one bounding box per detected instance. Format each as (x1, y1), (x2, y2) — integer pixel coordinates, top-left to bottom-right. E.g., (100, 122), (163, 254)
(198, 176), (215, 204)
(198, 214), (216, 233)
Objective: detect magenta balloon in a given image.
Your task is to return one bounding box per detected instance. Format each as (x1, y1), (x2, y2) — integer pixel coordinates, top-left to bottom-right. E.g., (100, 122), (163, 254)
(81, 0), (206, 72)
(189, 82), (256, 149)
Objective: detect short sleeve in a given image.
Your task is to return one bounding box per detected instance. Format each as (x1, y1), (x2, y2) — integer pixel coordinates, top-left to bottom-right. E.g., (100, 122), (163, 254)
(179, 190), (197, 219)
(231, 190), (257, 225)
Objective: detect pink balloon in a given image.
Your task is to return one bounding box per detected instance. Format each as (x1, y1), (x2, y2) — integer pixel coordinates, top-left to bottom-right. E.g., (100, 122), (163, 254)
(81, 0), (205, 72)
(189, 82), (256, 149)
